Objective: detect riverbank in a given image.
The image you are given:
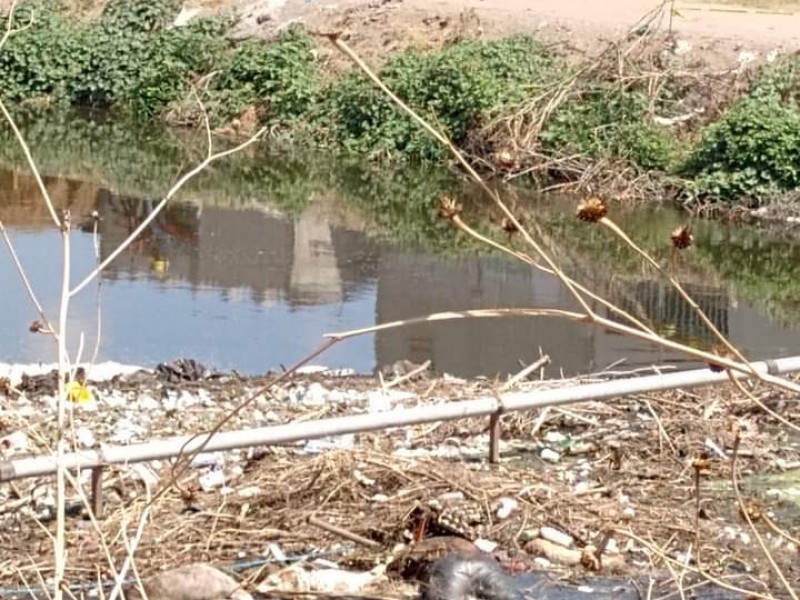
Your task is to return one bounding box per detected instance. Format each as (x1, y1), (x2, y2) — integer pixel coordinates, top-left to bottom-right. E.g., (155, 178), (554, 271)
(1, 0), (800, 208)
(1, 360), (800, 597)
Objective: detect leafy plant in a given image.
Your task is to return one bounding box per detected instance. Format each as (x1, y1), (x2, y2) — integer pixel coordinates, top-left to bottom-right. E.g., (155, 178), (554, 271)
(100, 0), (182, 34)
(541, 86), (680, 171)
(684, 95), (800, 202)
(315, 35), (558, 160)
(207, 25), (319, 125)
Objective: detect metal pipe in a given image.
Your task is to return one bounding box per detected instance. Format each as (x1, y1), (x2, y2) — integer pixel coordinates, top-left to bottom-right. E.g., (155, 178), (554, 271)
(2, 355), (799, 482)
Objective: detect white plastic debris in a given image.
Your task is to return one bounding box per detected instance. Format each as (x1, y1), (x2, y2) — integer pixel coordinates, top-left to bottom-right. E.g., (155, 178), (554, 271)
(737, 50), (758, 68)
(540, 448), (561, 463)
(0, 431), (30, 455)
(353, 470), (375, 487)
(110, 418), (146, 444)
(544, 431), (567, 444)
(199, 469), (226, 492)
(539, 526), (573, 548)
(495, 497), (518, 520)
(137, 394), (160, 411)
(74, 428), (97, 449)
(191, 452), (225, 469)
(672, 39), (692, 55)
(237, 486), (261, 499)
(474, 538), (498, 553)
(367, 389), (416, 413)
(294, 365), (330, 375)
(303, 434), (355, 454)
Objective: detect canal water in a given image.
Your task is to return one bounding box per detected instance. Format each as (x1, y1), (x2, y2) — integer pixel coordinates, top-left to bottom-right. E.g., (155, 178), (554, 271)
(1, 115), (799, 377)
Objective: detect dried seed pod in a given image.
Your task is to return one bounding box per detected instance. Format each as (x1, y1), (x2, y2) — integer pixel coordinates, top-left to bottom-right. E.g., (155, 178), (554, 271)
(708, 342), (735, 372)
(740, 499), (764, 522)
(501, 216), (524, 234)
(670, 225), (693, 250)
(576, 197), (607, 223)
(437, 196), (461, 221)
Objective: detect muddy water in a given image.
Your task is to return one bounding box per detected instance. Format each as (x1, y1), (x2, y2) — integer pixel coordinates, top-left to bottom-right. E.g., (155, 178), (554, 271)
(1, 119), (800, 377)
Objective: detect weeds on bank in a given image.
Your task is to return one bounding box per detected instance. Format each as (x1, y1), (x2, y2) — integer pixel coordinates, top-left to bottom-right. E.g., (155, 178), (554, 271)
(3, 0), (800, 206)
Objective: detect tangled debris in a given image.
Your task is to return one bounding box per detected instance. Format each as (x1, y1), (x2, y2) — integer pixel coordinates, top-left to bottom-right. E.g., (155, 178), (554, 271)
(1, 360), (799, 598)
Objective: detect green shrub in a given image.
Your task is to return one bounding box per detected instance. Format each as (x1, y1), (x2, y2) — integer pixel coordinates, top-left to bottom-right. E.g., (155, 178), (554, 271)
(208, 25), (319, 125)
(684, 96), (800, 202)
(316, 35), (558, 160)
(0, 2), (81, 104)
(100, 0), (182, 34)
(540, 86), (680, 171)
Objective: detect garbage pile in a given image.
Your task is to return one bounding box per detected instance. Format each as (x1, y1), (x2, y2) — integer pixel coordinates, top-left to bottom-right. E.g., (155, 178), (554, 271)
(0, 359), (798, 598)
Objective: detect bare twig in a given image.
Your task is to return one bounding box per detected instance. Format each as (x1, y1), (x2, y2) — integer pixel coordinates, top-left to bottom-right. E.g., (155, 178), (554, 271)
(730, 427), (797, 600)
(54, 209), (72, 600)
(0, 218), (57, 337)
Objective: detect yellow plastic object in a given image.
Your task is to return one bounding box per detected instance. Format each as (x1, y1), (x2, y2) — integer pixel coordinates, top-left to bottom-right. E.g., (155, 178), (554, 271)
(67, 381), (94, 404)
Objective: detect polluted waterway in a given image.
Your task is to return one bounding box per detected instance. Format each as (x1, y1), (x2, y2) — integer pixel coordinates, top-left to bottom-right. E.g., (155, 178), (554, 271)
(2, 115), (800, 378)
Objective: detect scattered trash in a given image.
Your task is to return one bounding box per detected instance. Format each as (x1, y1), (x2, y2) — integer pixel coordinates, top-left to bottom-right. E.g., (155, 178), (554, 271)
(672, 39), (692, 55)
(110, 418), (147, 444)
(199, 469), (226, 492)
(0, 431), (30, 455)
(303, 434), (355, 454)
(155, 358), (211, 384)
(494, 497), (517, 520)
(539, 526), (573, 548)
(257, 564), (378, 595)
(74, 427), (97, 449)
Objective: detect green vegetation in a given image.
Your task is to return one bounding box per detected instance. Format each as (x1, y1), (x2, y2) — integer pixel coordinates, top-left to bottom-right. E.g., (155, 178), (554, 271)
(683, 55), (800, 203)
(1, 0), (800, 206)
(541, 86), (680, 172)
(314, 36), (558, 160)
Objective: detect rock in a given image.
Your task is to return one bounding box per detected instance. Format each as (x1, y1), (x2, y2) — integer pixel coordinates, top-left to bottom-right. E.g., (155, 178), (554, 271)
(131, 563), (251, 600)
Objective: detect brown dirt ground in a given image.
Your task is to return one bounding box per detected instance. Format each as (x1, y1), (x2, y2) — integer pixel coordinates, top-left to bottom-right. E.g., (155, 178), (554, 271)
(207, 0), (800, 71)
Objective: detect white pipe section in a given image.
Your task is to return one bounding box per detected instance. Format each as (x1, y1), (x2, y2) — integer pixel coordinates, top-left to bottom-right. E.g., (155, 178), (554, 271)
(2, 355), (799, 482)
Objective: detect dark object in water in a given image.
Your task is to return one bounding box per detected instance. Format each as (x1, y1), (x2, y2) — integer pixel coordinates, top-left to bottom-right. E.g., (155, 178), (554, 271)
(155, 358), (211, 384)
(422, 553), (523, 600)
(422, 553), (754, 600)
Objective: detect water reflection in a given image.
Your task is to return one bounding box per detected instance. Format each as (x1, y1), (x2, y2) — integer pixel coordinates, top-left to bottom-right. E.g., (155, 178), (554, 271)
(2, 166), (800, 377)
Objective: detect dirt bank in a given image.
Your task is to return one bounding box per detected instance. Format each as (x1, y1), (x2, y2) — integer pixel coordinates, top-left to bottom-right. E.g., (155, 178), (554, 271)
(194, 0), (800, 70)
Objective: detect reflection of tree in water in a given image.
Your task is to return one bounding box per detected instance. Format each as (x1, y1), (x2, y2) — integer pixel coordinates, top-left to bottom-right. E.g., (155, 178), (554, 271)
(95, 188), (201, 277)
